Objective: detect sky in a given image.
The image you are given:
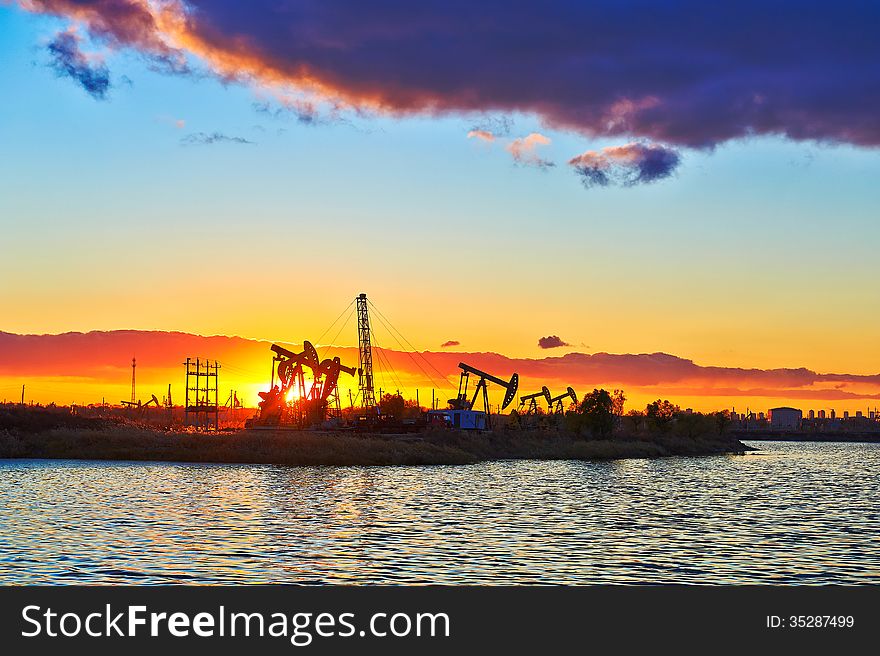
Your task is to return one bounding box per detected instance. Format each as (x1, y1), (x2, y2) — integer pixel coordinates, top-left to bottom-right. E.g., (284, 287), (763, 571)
(1, 1), (880, 412)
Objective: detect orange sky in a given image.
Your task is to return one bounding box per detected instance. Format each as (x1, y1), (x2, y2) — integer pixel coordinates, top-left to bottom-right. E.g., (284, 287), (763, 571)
(3, 329), (880, 416)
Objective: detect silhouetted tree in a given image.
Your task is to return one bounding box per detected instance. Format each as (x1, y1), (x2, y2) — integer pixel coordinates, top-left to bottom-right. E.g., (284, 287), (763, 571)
(711, 409), (732, 436)
(379, 393), (405, 418)
(646, 399), (679, 434)
(674, 411), (713, 438)
(625, 409), (644, 434)
(611, 389), (626, 423)
(573, 388), (615, 439)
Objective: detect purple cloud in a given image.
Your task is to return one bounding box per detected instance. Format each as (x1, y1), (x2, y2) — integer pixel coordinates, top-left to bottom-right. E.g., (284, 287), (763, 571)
(25, 1), (880, 148)
(569, 143), (681, 188)
(46, 29), (110, 100)
(440, 340), (460, 348)
(539, 335), (570, 349)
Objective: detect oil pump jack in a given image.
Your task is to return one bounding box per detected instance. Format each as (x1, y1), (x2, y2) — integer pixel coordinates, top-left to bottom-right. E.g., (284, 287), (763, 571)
(121, 394), (161, 415)
(252, 340), (355, 427)
(449, 362), (518, 429)
(549, 387), (579, 414)
(254, 342), (317, 426)
(519, 386), (552, 415)
(312, 356), (357, 421)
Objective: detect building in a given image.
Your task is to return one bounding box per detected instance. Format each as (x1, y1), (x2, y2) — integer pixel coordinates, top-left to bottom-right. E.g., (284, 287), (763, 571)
(427, 409), (487, 430)
(808, 409), (815, 420)
(769, 407), (802, 430)
(818, 410), (826, 419)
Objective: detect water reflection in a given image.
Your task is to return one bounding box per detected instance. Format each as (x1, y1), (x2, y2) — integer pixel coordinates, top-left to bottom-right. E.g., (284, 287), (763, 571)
(0, 441), (878, 584)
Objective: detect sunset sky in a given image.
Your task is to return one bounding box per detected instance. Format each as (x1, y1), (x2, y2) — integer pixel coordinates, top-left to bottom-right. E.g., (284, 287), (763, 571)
(2, 1), (880, 412)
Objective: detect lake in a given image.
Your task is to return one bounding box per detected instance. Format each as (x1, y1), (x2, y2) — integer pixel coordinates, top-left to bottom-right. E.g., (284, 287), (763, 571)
(0, 441), (877, 584)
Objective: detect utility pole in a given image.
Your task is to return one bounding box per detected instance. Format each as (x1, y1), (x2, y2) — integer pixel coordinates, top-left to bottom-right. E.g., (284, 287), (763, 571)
(21, 384), (25, 406)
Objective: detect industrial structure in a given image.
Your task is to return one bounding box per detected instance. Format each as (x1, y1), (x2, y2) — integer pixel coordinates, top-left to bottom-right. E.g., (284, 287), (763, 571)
(184, 358), (220, 429)
(130, 356), (136, 405)
(248, 340), (356, 429)
(356, 293), (377, 410)
(442, 362), (519, 430)
(549, 387), (579, 414)
(519, 386), (552, 415)
(239, 293), (593, 432)
(769, 406), (802, 430)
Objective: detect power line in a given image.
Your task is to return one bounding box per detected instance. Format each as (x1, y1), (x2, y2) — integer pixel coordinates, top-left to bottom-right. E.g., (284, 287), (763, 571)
(368, 304), (449, 393)
(319, 306), (356, 361)
(314, 298), (356, 348)
(367, 299), (455, 391)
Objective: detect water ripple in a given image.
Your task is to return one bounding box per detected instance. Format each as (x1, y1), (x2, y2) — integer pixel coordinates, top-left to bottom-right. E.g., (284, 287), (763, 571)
(0, 441), (878, 584)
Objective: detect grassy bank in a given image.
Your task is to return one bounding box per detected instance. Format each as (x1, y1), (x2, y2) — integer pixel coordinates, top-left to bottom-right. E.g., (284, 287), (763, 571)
(0, 425), (750, 467)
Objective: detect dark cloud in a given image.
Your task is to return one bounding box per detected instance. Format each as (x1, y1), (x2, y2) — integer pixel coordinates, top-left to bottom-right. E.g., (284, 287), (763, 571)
(180, 132), (254, 145)
(440, 340), (460, 348)
(538, 335), (570, 349)
(25, 1), (880, 148)
(46, 30), (110, 100)
(569, 143), (681, 188)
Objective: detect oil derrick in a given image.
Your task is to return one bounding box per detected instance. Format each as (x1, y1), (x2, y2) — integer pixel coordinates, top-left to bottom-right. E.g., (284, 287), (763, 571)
(550, 387), (578, 414)
(356, 293), (377, 409)
(451, 362), (518, 430)
(519, 386), (552, 415)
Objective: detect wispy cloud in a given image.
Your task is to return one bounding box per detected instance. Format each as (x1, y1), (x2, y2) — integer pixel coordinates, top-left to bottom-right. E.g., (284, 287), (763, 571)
(440, 340), (460, 348)
(180, 132), (254, 146)
(466, 129), (495, 143)
(506, 133), (555, 169)
(470, 116), (513, 138)
(46, 29), (110, 100)
(569, 142), (681, 188)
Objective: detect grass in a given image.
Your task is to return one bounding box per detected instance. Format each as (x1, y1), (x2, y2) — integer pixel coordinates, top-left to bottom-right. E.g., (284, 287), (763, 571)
(0, 424), (750, 467)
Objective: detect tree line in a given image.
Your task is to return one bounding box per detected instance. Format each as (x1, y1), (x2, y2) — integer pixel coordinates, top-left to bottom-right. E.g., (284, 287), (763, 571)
(565, 388), (732, 440)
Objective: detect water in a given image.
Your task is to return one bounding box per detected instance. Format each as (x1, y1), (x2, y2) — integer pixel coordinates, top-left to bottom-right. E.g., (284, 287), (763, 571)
(0, 441), (877, 584)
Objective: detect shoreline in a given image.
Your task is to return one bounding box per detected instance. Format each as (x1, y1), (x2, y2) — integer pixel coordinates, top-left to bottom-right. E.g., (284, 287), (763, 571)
(0, 427), (750, 467)
(734, 430), (880, 444)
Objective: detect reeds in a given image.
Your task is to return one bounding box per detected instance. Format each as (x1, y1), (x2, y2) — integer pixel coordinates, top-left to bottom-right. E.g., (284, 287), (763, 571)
(0, 424), (748, 466)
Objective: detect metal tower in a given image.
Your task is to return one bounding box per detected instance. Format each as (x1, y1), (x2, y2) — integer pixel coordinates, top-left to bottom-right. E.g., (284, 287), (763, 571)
(356, 293), (376, 408)
(130, 357), (136, 404)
